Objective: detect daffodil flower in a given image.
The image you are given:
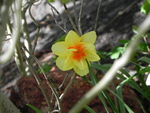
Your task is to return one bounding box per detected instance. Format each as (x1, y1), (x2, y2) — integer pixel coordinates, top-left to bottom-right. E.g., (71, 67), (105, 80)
(52, 30), (100, 76)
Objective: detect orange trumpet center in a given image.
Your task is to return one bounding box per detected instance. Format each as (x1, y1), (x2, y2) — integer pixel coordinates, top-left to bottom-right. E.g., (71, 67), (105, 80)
(68, 44), (86, 61)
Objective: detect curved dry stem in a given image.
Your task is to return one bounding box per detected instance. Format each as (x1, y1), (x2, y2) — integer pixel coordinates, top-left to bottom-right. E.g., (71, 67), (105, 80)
(77, 0), (83, 36)
(73, 0), (78, 25)
(59, 71), (70, 89)
(22, 48), (53, 111)
(94, 0), (102, 31)
(23, 46), (62, 112)
(59, 72), (76, 101)
(28, 4), (41, 54)
(47, 1), (68, 33)
(0, 0), (22, 64)
(63, 4), (79, 35)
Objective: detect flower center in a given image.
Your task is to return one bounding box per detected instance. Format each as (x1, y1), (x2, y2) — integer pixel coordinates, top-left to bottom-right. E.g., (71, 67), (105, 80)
(68, 44), (86, 61)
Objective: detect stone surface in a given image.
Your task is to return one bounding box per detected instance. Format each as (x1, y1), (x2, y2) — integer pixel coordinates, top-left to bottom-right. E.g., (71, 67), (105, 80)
(9, 66), (142, 113)
(24, 0), (145, 53)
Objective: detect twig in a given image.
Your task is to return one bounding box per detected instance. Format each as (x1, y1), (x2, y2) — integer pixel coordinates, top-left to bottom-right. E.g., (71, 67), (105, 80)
(59, 71), (70, 89)
(94, 0), (102, 31)
(73, 0), (78, 25)
(78, 0), (83, 36)
(143, 35), (150, 52)
(69, 12), (150, 113)
(99, 0), (138, 33)
(0, 0), (17, 64)
(15, 44), (27, 76)
(23, 46), (62, 112)
(0, 0), (12, 52)
(0, 0), (22, 112)
(21, 2), (33, 76)
(47, 1), (68, 33)
(28, 4), (40, 54)
(23, 47), (53, 111)
(51, 7), (67, 33)
(59, 72), (76, 101)
(63, 4), (79, 34)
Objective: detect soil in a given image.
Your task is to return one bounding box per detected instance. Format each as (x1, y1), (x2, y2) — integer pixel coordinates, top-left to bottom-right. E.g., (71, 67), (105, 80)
(1, 0), (149, 113)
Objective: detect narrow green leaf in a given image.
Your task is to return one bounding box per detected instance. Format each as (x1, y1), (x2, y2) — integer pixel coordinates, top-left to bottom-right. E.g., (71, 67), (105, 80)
(116, 74), (137, 113)
(91, 63), (109, 72)
(87, 62), (109, 113)
(117, 72), (150, 101)
(139, 66), (150, 73)
(27, 104), (44, 113)
(108, 88), (134, 113)
(84, 105), (96, 113)
(138, 57), (150, 64)
(135, 97), (147, 113)
(102, 91), (119, 113)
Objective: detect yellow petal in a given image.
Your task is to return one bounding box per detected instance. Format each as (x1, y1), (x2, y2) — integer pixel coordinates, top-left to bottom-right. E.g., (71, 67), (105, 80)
(65, 30), (81, 46)
(52, 42), (67, 57)
(86, 52), (100, 61)
(74, 66), (89, 76)
(83, 43), (96, 52)
(72, 58), (87, 70)
(83, 43), (100, 61)
(81, 31), (96, 44)
(64, 56), (74, 70)
(56, 56), (74, 70)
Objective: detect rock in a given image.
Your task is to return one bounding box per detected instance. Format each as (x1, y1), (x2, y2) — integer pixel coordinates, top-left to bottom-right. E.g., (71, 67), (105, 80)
(9, 66), (142, 113)
(25, 0), (145, 53)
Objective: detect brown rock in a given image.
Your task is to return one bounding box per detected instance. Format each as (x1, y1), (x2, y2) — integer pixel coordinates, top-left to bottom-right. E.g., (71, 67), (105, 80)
(9, 66), (142, 113)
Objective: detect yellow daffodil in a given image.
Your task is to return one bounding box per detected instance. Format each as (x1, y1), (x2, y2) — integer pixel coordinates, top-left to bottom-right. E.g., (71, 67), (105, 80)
(52, 30), (100, 76)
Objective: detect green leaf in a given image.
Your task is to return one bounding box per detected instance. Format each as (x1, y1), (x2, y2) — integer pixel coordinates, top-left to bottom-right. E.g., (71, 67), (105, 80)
(60, 0), (71, 3)
(118, 39), (129, 45)
(38, 63), (53, 74)
(139, 67), (150, 74)
(91, 63), (109, 72)
(27, 104), (44, 113)
(107, 46), (125, 59)
(141, 0), (150, 15)
(137, 42), (148, 51)
(132, 25), (139, 34)
(84, 105), (96, 113)
(54, 34), (66, 43)
(48, 0), (54, 2)
(116, 75), (136, 113)
(146, 33), (150, 38)
(117, 70), (150, 102)
(87, 61), (110, 113)
(96, 51), (106, 59)
(138, 57), (150, 64)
